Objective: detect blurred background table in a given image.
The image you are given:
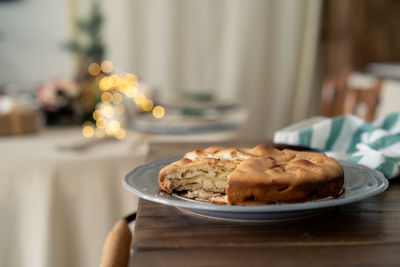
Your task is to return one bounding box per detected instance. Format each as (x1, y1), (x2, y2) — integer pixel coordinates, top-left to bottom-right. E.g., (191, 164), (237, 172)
(0, 128), (148, 267)
(129, 141), (400, 266)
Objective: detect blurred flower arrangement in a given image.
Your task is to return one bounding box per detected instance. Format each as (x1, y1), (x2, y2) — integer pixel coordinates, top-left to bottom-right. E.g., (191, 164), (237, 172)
(36, 78), (82, 125)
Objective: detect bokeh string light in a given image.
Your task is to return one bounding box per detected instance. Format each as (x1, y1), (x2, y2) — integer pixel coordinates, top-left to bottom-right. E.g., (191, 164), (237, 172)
(152, 106), (165, 119)
(100, 60), (113, 73)
(88, 63), (101, 76)
(82, 60), (166, 139)
(82, 121), (95, 138)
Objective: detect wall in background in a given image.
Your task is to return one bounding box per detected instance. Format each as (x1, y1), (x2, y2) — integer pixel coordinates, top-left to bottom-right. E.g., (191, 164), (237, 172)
(0, 0), (130, 91)
(0, 0), (73, 90)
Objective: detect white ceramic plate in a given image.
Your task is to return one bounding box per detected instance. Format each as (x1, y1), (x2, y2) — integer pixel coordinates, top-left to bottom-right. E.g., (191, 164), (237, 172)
(123, 156), (389, 220)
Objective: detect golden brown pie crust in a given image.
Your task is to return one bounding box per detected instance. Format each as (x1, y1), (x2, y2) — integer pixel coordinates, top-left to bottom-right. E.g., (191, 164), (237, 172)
(158, 145), (344, 205)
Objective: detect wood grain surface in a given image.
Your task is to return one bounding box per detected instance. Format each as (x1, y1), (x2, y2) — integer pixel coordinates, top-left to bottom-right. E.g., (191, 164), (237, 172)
(130, 141), (400, 267)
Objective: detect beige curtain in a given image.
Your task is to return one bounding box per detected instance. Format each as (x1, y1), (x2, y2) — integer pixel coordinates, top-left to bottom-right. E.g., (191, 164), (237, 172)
(102, 0), (322, 138)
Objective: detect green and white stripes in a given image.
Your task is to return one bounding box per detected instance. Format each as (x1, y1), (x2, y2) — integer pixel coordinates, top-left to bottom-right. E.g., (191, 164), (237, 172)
(273, 113), (400, 179)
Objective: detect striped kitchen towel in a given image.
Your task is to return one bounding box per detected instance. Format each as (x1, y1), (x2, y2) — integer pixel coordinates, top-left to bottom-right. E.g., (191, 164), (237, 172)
(273, 113), (400, 179)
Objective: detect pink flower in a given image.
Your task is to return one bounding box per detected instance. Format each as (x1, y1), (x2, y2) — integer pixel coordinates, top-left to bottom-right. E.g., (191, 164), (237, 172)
(37, 78), (80, 111)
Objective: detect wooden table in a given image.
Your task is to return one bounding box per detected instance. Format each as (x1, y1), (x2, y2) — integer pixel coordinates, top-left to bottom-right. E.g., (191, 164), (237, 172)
(130, 141), (400, 266)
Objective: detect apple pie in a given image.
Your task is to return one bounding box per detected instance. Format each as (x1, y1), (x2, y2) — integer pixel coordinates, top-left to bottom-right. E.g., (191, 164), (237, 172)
(158, 145), (344, 205)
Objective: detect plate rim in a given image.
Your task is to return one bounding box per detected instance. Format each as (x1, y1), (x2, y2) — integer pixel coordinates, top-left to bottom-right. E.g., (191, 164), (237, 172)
(122, 156), (389, 213)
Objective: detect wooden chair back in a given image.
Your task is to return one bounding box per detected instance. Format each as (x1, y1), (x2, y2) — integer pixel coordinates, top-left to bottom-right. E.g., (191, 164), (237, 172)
(320, 72), (383, 122)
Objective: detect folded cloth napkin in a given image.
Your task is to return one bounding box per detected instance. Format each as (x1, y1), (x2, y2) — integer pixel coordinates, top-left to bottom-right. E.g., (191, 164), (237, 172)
(273, 113), (400, 179)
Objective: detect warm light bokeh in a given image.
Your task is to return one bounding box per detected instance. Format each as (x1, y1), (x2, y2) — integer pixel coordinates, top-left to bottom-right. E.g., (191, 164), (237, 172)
(82, 62), (156, 140)
(152, 106), (165, 118)
(125, 86), (138, 98)
(96, 118), (105, 129)
(101, 105), (114, 118)
(108, 120), (120, 132)
(82, 125), (94, 137)
(133, 92), (146, 105)
(88, 63), (101, 76)
(115, 128), (126, 139)
(101, 92), (113, 103)
(101, 60), (113, 73)
(112, 92), (123, 105)
(141, 99), (154, 112)
(99, 76), (112, 91)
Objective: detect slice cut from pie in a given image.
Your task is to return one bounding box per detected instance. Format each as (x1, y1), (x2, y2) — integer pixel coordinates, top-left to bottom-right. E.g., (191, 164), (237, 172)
(158, 145), (344, 205)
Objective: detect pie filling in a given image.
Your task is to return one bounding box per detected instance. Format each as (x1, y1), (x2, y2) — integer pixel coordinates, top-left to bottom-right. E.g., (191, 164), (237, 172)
(163, 166), (234, 203)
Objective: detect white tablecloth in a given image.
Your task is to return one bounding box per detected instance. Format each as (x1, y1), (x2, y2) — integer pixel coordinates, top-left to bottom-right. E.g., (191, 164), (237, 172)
(0, 128), (148, 267)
